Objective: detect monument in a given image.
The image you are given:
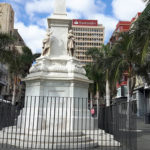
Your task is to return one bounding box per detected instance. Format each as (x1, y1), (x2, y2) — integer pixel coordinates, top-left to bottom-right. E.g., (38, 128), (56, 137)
(19, 0), (95, 132)
(0, 0), (120, 149)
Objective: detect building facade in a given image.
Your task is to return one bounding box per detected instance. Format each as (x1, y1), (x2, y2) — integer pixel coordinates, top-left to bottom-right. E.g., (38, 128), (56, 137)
(0, 3), (14, 33)
(72, 19), (104, 65)
(0, 3), (25, 102)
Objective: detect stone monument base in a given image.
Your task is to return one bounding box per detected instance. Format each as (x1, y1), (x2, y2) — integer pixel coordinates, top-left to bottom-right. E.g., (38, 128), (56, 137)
(18, 56), (98, 131)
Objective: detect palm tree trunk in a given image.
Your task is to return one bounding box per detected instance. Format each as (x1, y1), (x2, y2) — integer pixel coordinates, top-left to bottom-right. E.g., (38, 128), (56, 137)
(126, 77), (131, 129)
(12, 77), (17, 105)
(106, 70), (110, 107)
(96, 83), (99, 100)
(106, 79), (110, 107)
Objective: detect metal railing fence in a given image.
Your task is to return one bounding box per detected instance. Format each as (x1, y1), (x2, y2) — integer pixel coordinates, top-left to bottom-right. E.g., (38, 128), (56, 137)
(0, 96), (136, 150)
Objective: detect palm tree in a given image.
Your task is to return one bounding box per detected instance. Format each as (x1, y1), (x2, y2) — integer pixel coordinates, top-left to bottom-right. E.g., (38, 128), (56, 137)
(111, 31), (150, 128)
(133, 3), (150, 64)
(85, 48), (106, 101)
(85, 46), (116, 105)
(143, 0), (150, 5)
(96, 45), (116, 107)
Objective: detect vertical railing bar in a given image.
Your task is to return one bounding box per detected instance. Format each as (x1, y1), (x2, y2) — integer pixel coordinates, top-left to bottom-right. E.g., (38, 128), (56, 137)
(39, 96), (44, 149)
(35, 96), (40, 149)
(97, 99), (99, 150)
(52, 97), (56, 150)
(77, 97), (80, 149)
(48, 97), (53, 149)
(44, 96), (49, 149)
(69, 97), (72, 149)
(89, 99), (92, 149)
(22, 96), (28, 149)
(118, 103), (121, 150)
(27, 96), (33, 149)
(107, 106), (109, 150)
(31, 96), (36, 149)
(14, 99), (18, 149)
(64, 97), (68, 149)
(60, 97), (64, 150)
(111, 105), (113, 150)
(85, 98), (88, 150)
(1, 98), (5, 148)
(56, 97), (60, 148)
(5, 99), (9, 149)
(121, 103), (123, 150)
(18, 98), (24, 149)
(112, 104), (114, 150)
(73, 97), (75, 150)
(93, 99), (95, 148)
(81, 98), (84, 149)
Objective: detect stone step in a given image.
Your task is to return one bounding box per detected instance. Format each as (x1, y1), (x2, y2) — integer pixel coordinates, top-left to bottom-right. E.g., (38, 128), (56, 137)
(0, 131), (114, 141)
(1, 138), (98, 149)
(0, 134), (92, 143)
(0, 128), (120, 147)
(1, 127), (83, 137)
(82, 129), (105, 134)
(97, 140), (121, 147)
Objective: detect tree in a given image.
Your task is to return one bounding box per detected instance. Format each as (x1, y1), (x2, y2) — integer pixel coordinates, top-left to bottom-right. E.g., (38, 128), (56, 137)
(85, 46), (116, 105)
(111, 31), (150, 128)
(85, 48), (106, 101)
(96, 45), (117, 106)
(133, 3), (150, 64)
(143, 0), (150, 5)
(0, 33), (14, 63)
(8, 46), (33, 105)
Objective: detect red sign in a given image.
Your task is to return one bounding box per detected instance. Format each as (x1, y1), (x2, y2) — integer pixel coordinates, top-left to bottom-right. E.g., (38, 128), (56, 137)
(116, 81), (127, 88)
(72, 19), (98, 26)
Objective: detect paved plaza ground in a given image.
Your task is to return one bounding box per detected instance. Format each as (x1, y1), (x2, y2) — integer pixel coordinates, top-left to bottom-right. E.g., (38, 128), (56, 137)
(137, 117), (150, 150)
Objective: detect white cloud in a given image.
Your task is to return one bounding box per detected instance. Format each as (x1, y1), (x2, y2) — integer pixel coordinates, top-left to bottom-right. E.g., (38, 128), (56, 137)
(112, 0), (146, 20)
(67, 0), (106, 16)
(12, 0), (146, 53)
(25, 0), (54, 16)
(25, 0), (105, 18)
(15, 22), (46, 54)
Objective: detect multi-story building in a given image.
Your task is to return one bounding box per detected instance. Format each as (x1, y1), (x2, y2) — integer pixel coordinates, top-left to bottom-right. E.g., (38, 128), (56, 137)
(0, 3), (14, 33)
(72, 19), (104, 65)
(109, 21), (131, 49)
(0, 3), (25, 101)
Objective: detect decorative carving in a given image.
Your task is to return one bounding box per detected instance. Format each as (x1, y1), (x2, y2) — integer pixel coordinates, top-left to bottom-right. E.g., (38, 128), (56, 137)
(29, 57), (86, 76)
(67, 30), (75, 57)
(41, 29), (53, 57)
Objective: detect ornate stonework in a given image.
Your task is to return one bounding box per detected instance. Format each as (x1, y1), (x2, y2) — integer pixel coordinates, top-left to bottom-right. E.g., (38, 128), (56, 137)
(29, 56), (86, 77)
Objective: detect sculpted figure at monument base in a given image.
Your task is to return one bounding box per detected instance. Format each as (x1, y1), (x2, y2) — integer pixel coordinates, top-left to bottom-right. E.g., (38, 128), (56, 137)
(67, 30), (75, 57)
(41, 29), (52, 57)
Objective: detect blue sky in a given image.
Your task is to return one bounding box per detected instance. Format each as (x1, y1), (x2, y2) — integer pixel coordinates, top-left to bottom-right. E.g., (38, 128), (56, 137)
(0, 0), (146, 53)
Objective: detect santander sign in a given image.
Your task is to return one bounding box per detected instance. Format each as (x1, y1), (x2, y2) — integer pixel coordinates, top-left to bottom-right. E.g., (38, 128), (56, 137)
(72, 19), (98, 26)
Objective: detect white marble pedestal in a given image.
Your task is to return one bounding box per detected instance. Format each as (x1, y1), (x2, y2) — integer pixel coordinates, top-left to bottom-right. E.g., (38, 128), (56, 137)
(17, 56), (98, 131)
